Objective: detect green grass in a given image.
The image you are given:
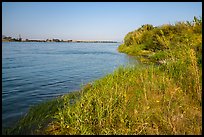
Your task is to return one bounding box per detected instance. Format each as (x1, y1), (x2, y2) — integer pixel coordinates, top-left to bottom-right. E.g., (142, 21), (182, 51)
(6, 49), (202, 134)
(4, 17), (202, 135)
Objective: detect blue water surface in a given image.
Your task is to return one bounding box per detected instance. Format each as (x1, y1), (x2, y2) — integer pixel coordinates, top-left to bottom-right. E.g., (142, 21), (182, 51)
(2, 42), (138, 128)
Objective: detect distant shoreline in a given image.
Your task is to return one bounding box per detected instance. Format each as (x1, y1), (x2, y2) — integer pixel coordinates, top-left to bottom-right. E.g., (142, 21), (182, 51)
(2, 39), (119, 43)
(2, 41), (119, 43)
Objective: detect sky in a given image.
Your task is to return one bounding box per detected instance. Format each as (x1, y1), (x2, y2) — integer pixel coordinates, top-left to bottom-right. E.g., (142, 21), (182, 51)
(2, 2), (202, 42)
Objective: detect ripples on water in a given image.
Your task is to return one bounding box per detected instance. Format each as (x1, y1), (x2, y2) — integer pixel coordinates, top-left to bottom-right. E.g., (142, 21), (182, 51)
(2, 42), (138, 128)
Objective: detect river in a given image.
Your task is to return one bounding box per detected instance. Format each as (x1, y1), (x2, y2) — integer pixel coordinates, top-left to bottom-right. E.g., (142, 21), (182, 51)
(2, 42), (138, 128)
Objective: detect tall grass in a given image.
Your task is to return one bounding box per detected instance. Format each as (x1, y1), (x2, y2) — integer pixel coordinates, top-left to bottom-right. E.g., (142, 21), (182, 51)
(9, 54), (201, 134)
(41, 55), (201, 135)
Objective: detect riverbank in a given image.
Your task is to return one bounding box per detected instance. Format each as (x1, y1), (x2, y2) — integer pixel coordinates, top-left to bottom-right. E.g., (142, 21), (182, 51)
(4, 17), (202, 135)
(5, 62), (202, 135)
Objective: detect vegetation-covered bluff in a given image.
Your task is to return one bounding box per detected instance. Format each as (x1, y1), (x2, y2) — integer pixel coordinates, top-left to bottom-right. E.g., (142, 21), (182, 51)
(4, 17), (202, 135)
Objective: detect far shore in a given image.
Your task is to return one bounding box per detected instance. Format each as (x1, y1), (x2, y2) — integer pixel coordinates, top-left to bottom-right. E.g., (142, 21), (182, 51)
(2, 39), (119, 43)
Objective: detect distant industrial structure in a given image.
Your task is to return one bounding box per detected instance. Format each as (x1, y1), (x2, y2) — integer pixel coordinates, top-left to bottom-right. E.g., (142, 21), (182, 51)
(19, 34), (22, 41)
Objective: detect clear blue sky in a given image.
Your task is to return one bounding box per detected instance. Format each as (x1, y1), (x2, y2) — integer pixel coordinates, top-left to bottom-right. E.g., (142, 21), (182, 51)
(2, 2), (202, 41)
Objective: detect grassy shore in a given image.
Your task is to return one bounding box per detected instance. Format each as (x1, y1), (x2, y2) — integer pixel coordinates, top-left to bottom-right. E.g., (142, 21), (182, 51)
(4, 17), (202, 135)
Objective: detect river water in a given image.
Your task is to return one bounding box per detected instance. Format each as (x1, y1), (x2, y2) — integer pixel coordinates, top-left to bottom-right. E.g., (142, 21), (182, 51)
(2, 42), (138, 128)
